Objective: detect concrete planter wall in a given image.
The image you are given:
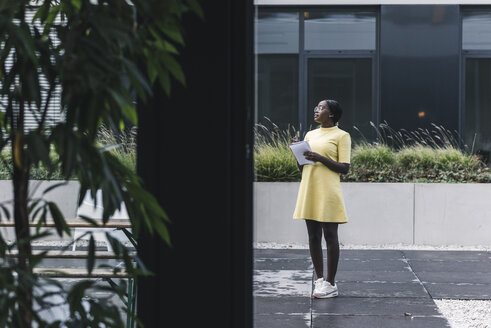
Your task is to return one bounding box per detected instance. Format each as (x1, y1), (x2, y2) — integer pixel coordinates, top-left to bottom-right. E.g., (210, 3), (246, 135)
(0, 180), (80, 241)
(254, 182), (491, 246)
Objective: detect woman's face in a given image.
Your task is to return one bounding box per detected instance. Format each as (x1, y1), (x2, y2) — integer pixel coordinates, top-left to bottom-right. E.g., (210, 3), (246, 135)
(313, 101), (332, 124)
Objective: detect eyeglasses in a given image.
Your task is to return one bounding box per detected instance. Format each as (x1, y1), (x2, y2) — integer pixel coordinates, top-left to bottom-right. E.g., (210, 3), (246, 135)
(313, 106), (326, 112)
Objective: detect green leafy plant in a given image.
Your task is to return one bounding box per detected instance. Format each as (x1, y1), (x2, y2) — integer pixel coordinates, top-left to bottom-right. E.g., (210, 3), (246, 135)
(0, 0), (202, 327)
(254, 120), (301, 182)
(254, 120), (490, 183)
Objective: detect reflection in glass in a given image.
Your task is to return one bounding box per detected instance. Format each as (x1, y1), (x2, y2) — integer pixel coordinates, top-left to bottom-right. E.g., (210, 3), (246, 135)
(463, 12), (491, 50)
(305, 11), (376, 50)
(465, 58), (491, 164)
(255, 11), (299, 54)
(307, 58), (372, 141)
(257, 55), (299, 130)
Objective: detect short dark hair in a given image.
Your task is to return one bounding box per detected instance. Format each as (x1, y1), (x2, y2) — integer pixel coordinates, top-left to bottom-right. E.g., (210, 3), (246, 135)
(323, 99), (342, 123)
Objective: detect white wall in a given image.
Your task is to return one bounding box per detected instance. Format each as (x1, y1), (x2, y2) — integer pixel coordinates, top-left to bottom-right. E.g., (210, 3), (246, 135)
(0, 180), (80, 241)
(254, 182), (491, 246)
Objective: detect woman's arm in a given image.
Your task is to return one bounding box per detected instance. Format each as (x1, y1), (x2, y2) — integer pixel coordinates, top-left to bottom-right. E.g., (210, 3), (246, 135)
(303, 151), (350, 174)
(291, 137), (304, 173)
(296, 162), (303, 174)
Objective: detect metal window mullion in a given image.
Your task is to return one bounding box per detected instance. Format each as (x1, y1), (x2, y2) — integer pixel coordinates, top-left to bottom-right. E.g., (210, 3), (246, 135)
(373, 6), (381, 140)
(298, 10), (307, 135)
(461, 50), (491, 152)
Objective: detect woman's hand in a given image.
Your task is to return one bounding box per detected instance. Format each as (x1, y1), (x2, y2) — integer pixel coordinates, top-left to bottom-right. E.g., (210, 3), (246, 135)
(304, 151), (350, 174)
(303, 151), (323, 162)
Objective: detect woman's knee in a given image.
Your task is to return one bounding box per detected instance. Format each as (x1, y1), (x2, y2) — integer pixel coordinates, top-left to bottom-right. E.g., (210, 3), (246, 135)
(323, 224), (339, 245)
(306, 220), (323, 245)
(308, 231), (323, 245)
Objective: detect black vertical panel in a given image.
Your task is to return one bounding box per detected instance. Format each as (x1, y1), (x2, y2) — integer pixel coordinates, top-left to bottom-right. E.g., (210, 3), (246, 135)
(136, 1), (253, 327)
(380, 5), (459, 133)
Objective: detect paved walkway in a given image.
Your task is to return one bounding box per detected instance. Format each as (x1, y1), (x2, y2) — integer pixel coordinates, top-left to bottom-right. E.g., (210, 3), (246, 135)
(254, 248), (491, 328)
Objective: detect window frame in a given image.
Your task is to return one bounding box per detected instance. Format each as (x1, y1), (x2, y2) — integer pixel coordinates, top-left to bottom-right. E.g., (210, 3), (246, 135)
(298, 7), (380, 136)
(460, 6), (491, 156)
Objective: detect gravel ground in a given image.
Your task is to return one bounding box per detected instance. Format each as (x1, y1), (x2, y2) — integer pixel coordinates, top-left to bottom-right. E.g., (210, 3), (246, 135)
(254, 242), (491, 328)
(435, 299), (491, 328)
(254, 241), (491, 251)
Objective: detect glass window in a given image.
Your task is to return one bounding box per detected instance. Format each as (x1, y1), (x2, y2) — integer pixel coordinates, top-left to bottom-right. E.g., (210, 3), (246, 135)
(255, 11), (299, 54)
(305, 11), (376, 51)
(256, 55), (299, 130)
(465, 58), (491, 164)
(462, 11), (491, 50)
(307, 58), (372, 140)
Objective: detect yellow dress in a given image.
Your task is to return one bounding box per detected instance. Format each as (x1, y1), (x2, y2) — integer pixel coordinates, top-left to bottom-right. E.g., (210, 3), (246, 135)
(293, 126), (351, 223)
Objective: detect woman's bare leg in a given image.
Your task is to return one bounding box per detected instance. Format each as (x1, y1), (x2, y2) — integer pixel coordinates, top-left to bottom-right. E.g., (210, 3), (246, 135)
(322, 223), (339, 286)
(305, 220), (324, 279)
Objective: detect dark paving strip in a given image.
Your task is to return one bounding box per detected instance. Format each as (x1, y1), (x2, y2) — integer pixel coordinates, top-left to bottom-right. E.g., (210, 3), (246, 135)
(417, 271), (491, 284)
(402, 250), (491, 261)
(253, 269), (312, 297)
(254, 258), (313, 271)
(311, 314), (450, 328)
(311, 250), (448, 327)
(312, 297), (441, 316)
(337, 258), (411, 272)
(254, 249), (310, 259)
(339, 249), (405, 260)
(336, 281), (429, 298)
(337, 270), (417, 283)
(254, 296), (311, 315)
(253, 249), (472, 328)
(254, 313), (311, 328)
(401, 250), (491, 300)
(423, 283), (491, 300)
(407, 259), (491, 273)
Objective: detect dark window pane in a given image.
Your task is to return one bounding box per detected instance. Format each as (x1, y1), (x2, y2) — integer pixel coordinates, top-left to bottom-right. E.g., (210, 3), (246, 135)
(257, 55), (299, 130)
(305, 11), (376, 50)
(307, 58), (372, 141)
(465, 58), (491, 164)
(463, 12), (491, 50)
(255, 11), (299, 54)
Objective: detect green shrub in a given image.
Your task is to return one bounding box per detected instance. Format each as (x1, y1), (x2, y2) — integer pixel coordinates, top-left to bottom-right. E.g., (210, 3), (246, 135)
(254, 121), (491, 183)
(254, 121), (300, 182)
(97, 125), (137, 173)
(0, 147), (65, 180)
(0, 126), (137, 180)
(351, 143), (395, 169)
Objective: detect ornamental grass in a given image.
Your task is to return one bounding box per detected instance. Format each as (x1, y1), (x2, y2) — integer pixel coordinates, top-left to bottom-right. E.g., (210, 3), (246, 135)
(254, 120), (490, 183)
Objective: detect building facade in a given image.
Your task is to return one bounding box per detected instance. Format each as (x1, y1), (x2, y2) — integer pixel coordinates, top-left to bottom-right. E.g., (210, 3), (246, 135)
(254, 1), (491, 163)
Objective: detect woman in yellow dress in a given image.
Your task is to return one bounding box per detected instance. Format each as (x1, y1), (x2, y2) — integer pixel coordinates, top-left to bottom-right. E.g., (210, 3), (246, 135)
(292, 99), (351, 299)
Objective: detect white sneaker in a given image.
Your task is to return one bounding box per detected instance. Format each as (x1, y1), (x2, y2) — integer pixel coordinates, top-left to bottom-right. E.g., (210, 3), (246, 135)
(312, 279), (338, 299)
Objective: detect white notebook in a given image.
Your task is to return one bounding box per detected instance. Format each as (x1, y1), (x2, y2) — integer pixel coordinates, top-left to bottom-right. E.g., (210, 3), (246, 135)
(289, 141), (315, 165)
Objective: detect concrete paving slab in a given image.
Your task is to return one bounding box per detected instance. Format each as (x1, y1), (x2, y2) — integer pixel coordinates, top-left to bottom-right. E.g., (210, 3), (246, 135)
(252, 248), (491, 328)
(338, 258), (411, 272)
(408, 260), (491, 273)
(337, 270), (417, 283)
(255, 313), (311, 328)
(254, 249), (310, 259)
(337, 281), (429, 298)
(424, 283), (491, 300)
(418, 271), (491, 284)
(402, 250), (491, 261)
(311, 314), (450, 328)
(253, 270), (312, 297)
(340, 249), (405, 260)
(254, 258), (313, 270)
(312, 297), (440, 316)
(254, 296), (311, 315)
